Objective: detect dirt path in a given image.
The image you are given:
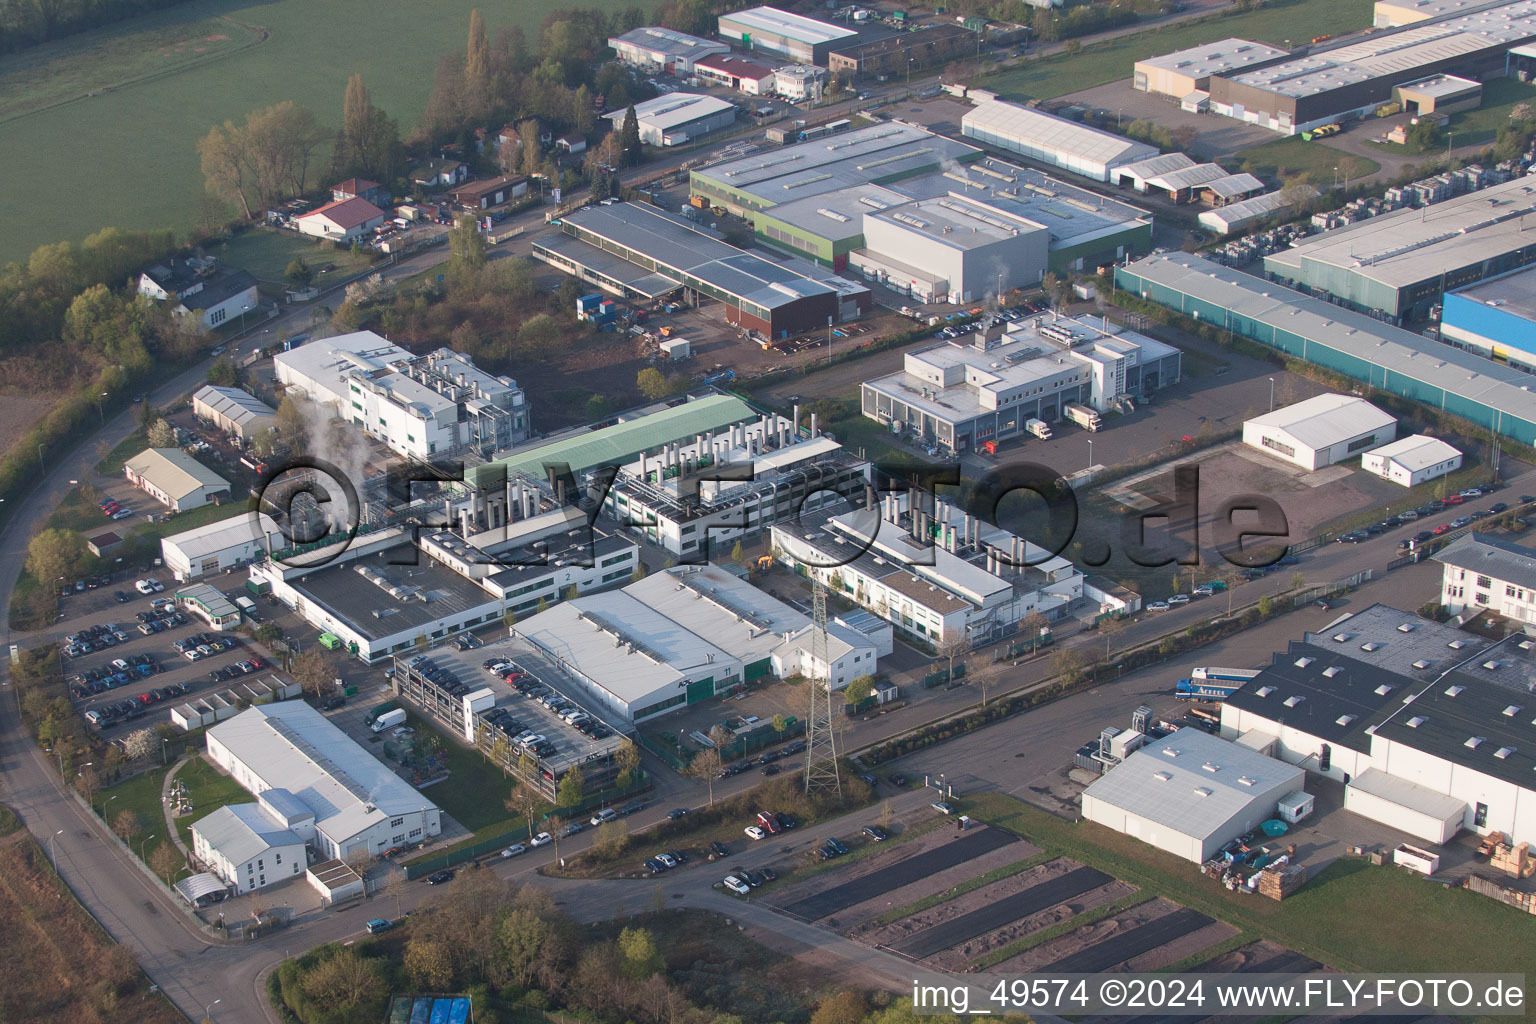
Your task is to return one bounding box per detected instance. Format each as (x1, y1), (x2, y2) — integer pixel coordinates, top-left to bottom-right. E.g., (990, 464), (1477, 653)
(922, 875), (1137, 971)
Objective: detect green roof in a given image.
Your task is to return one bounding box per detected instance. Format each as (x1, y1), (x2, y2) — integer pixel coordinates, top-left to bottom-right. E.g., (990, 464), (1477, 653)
(468, 394), (758, 490)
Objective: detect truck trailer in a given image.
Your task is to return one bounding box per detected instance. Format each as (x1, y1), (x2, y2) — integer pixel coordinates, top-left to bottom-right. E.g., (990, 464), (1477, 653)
(1064, 402), (1102, 432)
(1174, 666), (1261, 700)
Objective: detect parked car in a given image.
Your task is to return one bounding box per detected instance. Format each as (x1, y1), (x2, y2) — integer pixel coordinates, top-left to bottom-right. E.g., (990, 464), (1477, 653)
(425, 870), (455, 885)
(1145, 601), (1171, 612)
(365, 918), (394, 934)
(931, 800), (955, 814)
(1167, 594), (1190, 605)
(709, 840), (730, 858)
(744, 825), (767, 840)
(530, 832), (552, 847)
(500, 844), (527, 858)
(667, 808), (690, 820)
(862, 825), (889, 841)
(723, 875), (751, 895)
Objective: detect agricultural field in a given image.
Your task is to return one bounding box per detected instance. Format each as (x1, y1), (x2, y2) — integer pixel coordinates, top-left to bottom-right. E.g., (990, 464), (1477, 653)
(0, 0), (644, 262)
(978, 0), (1375, 103)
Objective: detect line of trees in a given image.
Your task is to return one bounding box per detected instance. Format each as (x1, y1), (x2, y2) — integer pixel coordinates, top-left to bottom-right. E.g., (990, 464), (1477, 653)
(0, 0), (197, 55)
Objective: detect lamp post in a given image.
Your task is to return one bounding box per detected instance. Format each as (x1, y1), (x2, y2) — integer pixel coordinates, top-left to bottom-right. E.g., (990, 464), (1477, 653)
(102, 793), (117, 819)
(140, 833), (156, 862)
(204, 997), (222, 1023)
(1268, 377), (1276, 411)
(1087, 438), (1093, 473)
(48, 829), (63, 870)
(95, 391), (108, 422)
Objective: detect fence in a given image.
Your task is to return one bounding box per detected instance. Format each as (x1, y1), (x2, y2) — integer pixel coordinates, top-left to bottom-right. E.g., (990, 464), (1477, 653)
(921, 663), (968, 688)
(1465, 874), (1536, 914)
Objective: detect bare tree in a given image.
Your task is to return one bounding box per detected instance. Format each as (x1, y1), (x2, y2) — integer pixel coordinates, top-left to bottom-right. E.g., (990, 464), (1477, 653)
(149, 842), (181, 882)
(1100, 615), (1128, 659)
(122, 727), (157, 762)
(112, 808), (143, 843)
(936, 634), (970, 684)
(383, 871), (409, 919)
(686, 748), (723, 806)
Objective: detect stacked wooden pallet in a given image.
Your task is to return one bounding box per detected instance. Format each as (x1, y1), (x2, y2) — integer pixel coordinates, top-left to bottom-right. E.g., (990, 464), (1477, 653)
(1257, 863), (1307, 901)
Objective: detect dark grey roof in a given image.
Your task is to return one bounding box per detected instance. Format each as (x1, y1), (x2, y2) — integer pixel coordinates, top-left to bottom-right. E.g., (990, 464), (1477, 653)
(1433, 532), (1536, 592)
(290, 544), (498, 642)
(1303, 602), (1493, 678)
(179, 270), (257, 312)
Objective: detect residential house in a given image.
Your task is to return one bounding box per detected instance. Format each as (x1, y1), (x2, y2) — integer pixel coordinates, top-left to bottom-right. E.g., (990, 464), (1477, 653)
(331, 178), (391, 206)
(138, 258), (259, 331)
(410, 158), (469, 188)
(447, 175), (529, 210)
(293, 197), (388, 242)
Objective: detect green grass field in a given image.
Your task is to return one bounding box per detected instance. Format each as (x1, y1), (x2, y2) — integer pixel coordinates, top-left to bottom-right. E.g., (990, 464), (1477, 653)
(0, 0), (646, 263)
(102, 764), (182, 873)
(168, 754), (250, 850)
(1442, 77), (1536, 148)
(1234, 136), (1380, 182)
(210, 229), (379, 288)
(978, 0), (1375, 102)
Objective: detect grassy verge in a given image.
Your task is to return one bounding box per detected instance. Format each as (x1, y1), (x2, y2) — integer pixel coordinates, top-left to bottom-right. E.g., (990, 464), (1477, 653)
(1234, 136), (1381, 182)
(867, 849), (1058, 928)
(210, 229), (379, 289)
(96, 430), (147, 475)
(168, 755), (249, 851)
(101, 764), (182, 874)
(962, 792), (1536, 974)
(971, 891), (1155, 970)
(1441, 78), (1536, 149)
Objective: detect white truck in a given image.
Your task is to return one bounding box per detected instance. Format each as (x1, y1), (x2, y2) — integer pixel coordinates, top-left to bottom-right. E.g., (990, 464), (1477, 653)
(1064, 402), (1103, 432)
(1026, 418), (1053, 440)
(370, 707), (407, 733)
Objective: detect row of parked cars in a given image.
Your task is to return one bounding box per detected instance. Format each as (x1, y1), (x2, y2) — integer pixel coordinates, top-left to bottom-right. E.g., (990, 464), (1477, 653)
(717, 739), (807, 780)
(173, 631), (240, 661)
(100, 496), (135, 521)
(63, 572), (116, 597)
(72, 654), (161, 698)
(207, 656), (267, 684)
(85, 681), (189, 727)
(1338, 486), (1525, 545)
(62, 622), (133, 659)
(482, 656), (615, 743)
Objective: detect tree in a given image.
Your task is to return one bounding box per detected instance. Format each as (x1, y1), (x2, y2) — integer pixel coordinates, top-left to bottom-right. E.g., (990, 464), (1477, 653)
(112, 808), (143, 843)
(556, 764), (584, 808)
(519, 119), (543, 178)
(573, 84), (596, 136)
(26, 527), (88, 590)
(592, 820), (629, 857)
(149, 841), (181, 881)
(730, 540), (745, 565)
(465, 9), (492, 116)
(1405, 117), (1443, 151)
(199, 102), (326, 219)
(771, 712), (789, 737)
(1051, 646), (1088, 686)
(75, 764), (100, 804)
(122, 727), (157, 762)
(686, 747), (723, 805)
(811, 990), (868, 1024)
(405, 938), (457, 990)
(284, 257), (313, 289)
(1510, 102), (1533, 128)
(935, 634), (970, 684)
(449, 215), (487, 273)
(1100, 614), (1128, 660)
(299, 947), (386, 1012)
(291, 648), (338, 699)
(253, 622), (282, 647)
(1021, 611), (1050, 647)
(1290, 571), (1307, 592)
(146, 418), (176, 448)
(636, 367), (670, 401)
(614, 739), (641, 789)
(506, 777), (541, 842)
(618, 926), (662, 978)
(619, 104), (642, 166)
(1258, 595), (1274, 617)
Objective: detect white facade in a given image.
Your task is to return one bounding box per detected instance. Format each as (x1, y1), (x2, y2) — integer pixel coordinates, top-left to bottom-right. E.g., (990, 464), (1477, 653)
(294, 197), (387, 241)
(1435, 532), (1536, 621)
(773, 65), (826, 100)
(274, 331), (414, 409)
(608, 27), (729, 74)
(124, 448), (230, 512)
(605, 93), (737, 147)
(191, 802), (306, 894)
(1242, 394), (1397, 471)
(861, 197), (1049, 304)
(1361, 434), (1462, 487)
(961, 99), (1159, 182)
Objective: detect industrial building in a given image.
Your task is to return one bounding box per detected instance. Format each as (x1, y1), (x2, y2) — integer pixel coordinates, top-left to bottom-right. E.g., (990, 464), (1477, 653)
(607, 26), (730, 73)
(192, 385), (276, 441)
(191, 799), (307, 895)
(603, 412), (871, 558)
(961, 99), (1160, 182)
(1262, 176), (1536, 322)
(1114, 252), (1536, 444)
(275, 335), (529, 459)
(696, 126), (1151, 276)
(1219, 603), (1536, 847)
(124, 448), (229, 512)
(514, 564), (883, 723)
(1440, 264), (1536, 371)
(717, 6), (856, 65)
(860, 314), (1182, 454)
(604, 93), (737, 147)
(1374, 0), (1498, 29)
(693, 53), (779, 93)
(1208, 0), (1536, 134)
(1434, 532), (1536, 621)
(175, 582), (242, 631)
(1241, 394), (1397, 471)
(1360, 434), (1463, 486)
(826, 23), (978, 78)
(532, 202), (870, 338)
(770, 490), (1089, 645)
(1196, 187), (1319, 235)
(1111, 153), (1264, 206)
(1080, 729), (1306, 864)
(857, 195), (1050, 302)
(1393, 73), (1483, 114)
(205, 702), (443, 863)
(1132, 38), (1289, 101)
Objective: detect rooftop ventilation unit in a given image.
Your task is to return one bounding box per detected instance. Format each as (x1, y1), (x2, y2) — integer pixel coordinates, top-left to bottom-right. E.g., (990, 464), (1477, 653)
(1193, 786), (1212, 797)
(1376, 684), (1395, 695)
(1412, 660), (1432, 669)
(1256, 686), (1276, 697)
(1322, 666), (1343, 677)
(1283, 695), (1305, 707)
(1398, 622), (1416, 632)
(1295, 656), (1314, 668)
(1497, 746), (1516, 759)
(1337, 714), (1357, 726)
(1483, 661), (1502, 670)
(1153, 771), (1172, 781)
(1201, 762), (1221, 773)
(1505, 705), (1523, 717)
(1446, 685), (1466, 696)
(1466, 736), (1485, 749)
(1361, 642), (1381, 652)
(1449, 639), (1467, 648)
(1333, 633), (1352, 642)
(1407, 716), (1426, 728)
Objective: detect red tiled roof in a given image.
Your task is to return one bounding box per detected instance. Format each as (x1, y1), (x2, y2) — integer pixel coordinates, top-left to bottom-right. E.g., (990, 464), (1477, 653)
(304, 197), (386, 230)
(334, 178), (380, 196)
(695, 53), (777, 78)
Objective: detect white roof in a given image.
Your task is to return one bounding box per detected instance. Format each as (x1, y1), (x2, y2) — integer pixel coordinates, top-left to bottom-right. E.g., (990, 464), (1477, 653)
(605, 93), (736, 131)
(163, 513), (283, 562)
(608, 26), (728, 60)
(1398, 72), (1481, 97)
(193, 385), (276, 427)
(1347, 766), (1467, 820)
(125, 448), (229, 500)
(1134, 37), (1288, 77)
(962, 100), (1159, 169)
(1083, 730), (1305, 841)
(1366, 433), (1462, 470)
(1144, 163), (1229, 192)
(192, 802), (302, 866)
(208, 702), (438, 848)
(627, 564), (810, 665)
(1116, 152), (1197, 181)
(517, 594), (710, 706)
(1197, 187), (1317, 231)
(1202, 172), (1266, 199)
(1246, 394), (1396, 448)
(273, 331), (414, 404)
(719, 6), (856, 44)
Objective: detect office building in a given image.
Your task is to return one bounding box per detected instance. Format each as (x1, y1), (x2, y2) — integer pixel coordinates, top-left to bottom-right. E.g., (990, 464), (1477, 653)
(1133, 38), (1289, 100)
(1081, 730), (1306, 863)
(717, 6), (856, 64)
(1435, 532), (1536, 620)
(693, 53), (779, 93)
(205, 702), (442, 863)
(1242, 394), (1397, 471)
(1440, 265), (1536, 371)
(961, 99), (1159, 182)
(532, 202), (871, 337)
(1360, 434), (1463, 486)
(607, 26), (729, 73)
(1114, 252), (1536, 444)
(772, 64), (826, 100)
(1262, 177), (1536, 321)
(860, 314), (1181, 454)
(191, 799), (307, 894)
(604, 93), (737, 147)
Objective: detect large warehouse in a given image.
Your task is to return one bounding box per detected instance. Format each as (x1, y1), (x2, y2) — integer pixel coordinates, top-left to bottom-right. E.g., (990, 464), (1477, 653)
(1133, 38), (1288, 100)
(861, 314), (1182, 454)
(717, 6), (856, 64)
(206, 702), (443, 863)
(192, 385), (276, 441)
(856, 195), (1050, 303)
(604, 93), (736, 147)
(961, 99), (1159, 182)
(607, 26), (729, 73)
(532, 202), (871, 338)
(1208, 0), (1536, 133)
(1262, 176), (1536, 322)
(1440, 264), (1536, 371)
(162, 512), (283, 581)
(1081, 729), (1306, 864)
(1115, 252), (1536, 444)
(1242, 394), (1397, 471)
(1220, 603), (1536, 847)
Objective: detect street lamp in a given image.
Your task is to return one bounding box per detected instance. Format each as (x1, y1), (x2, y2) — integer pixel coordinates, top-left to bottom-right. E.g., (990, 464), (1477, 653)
(204, 997), (222, 1023)
(102, 793), (118, 818)
(140, 833), (156, 862)
(95, 391), (107, 422)
(1087, 438), (1093, 473)
(1268, 377), (1276, 411)
(48, 829), (64, 869)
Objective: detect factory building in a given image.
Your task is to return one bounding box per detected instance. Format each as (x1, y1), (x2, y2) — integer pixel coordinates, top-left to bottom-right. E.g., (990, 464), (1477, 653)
(162, 513), (284, 582)
(770, 491), (1089, 645)
(604, 93), (737, 147)
(1220, 603), (1536, 848)
(1434, 532), (1536, 621)
(961, 99), (1159, 182)
(1132, 38), (1289, 101)
(1360, 434), (1463, 486)
(1242, 394), (1397, 471)
(532, 202), (870, 338)
(1081, 730), (1306, 864)
(1374, 0), (1494, 29)
(1114, 252), (1536, 444)
(1112, 153), (1265, 206)
(607, 26), (730, 74)
(1440, 265), (1536, 372)
(602, 413), (872, 558)
(1196, 187), (1319, 234)
(717, 6), (857, 65)
(1393, 73), (1483, 114)
(1208, 0), (1536, 134)
(860, 314), (1181, 454)
(693, 53), (779, 93)
(1262, 176), (1536, 322)
(826, 23), (978, 78)
(192, 385), (276, 441)
(855, 195), (1050, 303)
